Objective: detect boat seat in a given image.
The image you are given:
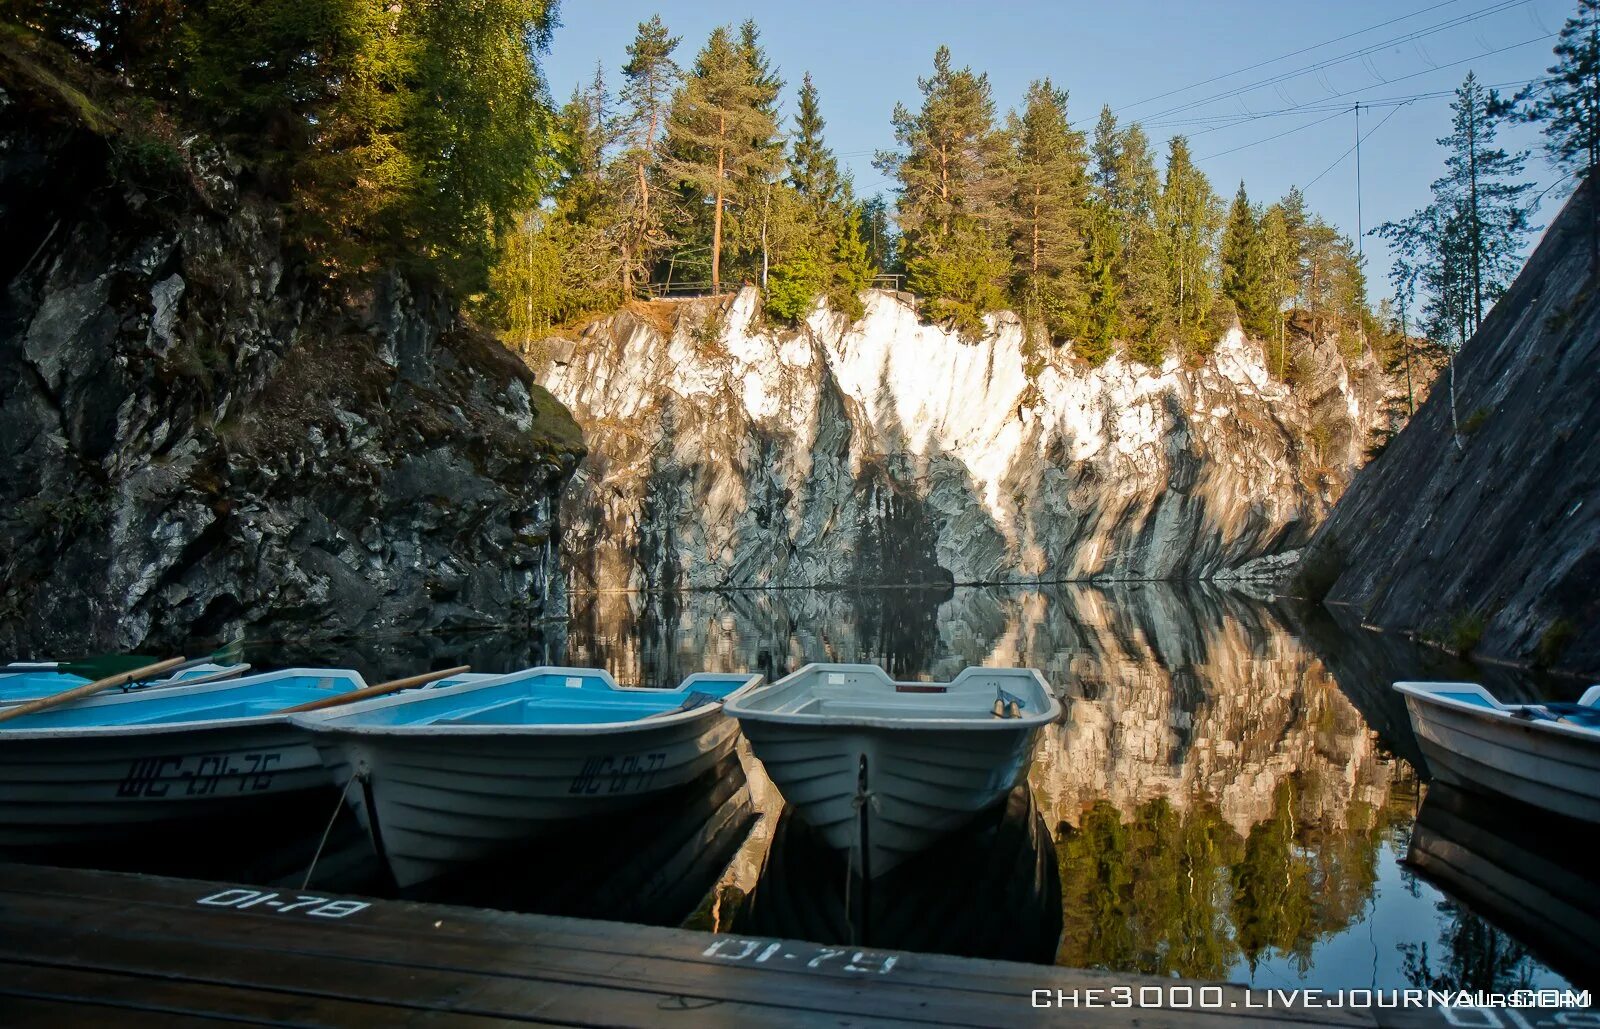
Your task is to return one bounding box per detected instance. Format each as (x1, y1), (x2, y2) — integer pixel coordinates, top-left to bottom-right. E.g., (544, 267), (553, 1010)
(1543, 702), (1600, 729)
(643, 691), (721, 718)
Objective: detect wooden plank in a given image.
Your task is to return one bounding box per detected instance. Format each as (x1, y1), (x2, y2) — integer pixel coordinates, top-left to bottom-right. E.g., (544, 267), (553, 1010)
(0, 958), (498, 1027)
(0, 864), (1381, 1028)
(0, 897), (1006, 1028)
(0, 996), (227, 1029)
(0, 863), (1338, 1016)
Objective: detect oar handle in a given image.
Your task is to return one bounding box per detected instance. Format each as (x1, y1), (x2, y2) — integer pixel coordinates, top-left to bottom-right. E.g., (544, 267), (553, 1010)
(0, 655), (188, 724)
(278, 666), (471, 715)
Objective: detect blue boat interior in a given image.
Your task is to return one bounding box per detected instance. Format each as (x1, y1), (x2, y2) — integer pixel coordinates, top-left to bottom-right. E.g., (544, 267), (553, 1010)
(0, 665), (220, 703)
(323, 670), (756, 727)
(0, 672), (363, 730)
(1428, 686), (1600, 730)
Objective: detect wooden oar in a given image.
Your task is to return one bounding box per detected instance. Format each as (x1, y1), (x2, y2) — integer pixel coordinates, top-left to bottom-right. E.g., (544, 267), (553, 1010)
(277, 666), (471, 715)
(0, 655), (188, 724)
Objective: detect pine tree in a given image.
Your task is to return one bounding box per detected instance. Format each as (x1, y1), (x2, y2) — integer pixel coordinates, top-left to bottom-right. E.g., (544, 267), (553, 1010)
(1157, 136), (1223, 356)
(617, 14), (680, 290)
(874, 46), (1010, 334)
(1219, 182), (1273, 340)
(1006, 79), (1089, 340)
(663, 25), (782, 293)
(1516, 0), (1600, 271)
(1435, 72), (1533, 333)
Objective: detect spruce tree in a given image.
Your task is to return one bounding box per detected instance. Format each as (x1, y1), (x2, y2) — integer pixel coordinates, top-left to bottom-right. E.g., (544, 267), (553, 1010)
(1078, 201), (1121, 364)
(663, 25), (782, 293)
(1220, 182), (1273, 340)
(875, 46), (1010, 334)
(618, 15), (680, 289)
(1006, 79), (1090, 341)
(1516, 0), (1600, 271)
(790, 72), (845, 215)
(1435, 73), (1533, 332)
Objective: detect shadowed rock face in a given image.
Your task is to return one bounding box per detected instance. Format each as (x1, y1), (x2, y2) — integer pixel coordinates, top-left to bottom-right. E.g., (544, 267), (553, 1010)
(532, 288), (1398, 591)
(1301, 183), (1600, 676)
(0, 48), (582, 653)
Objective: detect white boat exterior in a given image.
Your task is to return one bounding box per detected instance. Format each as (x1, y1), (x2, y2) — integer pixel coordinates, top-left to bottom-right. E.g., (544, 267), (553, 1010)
(290, 667), (763, 889)
(0, 668), (366, 849)
(1396, 681), (1600, 823)
(724, 663), (1061, 877)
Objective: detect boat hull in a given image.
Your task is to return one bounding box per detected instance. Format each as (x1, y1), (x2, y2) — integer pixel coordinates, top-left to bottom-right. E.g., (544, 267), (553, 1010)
(0, 722), (329, 849)
(311, 715), (744, 888)
(1404, 693), (1600, 823)
(737, 719), (1044, 877)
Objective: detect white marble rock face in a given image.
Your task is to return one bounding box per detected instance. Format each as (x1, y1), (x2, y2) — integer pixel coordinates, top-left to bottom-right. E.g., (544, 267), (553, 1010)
(536, 287), (1400, 591)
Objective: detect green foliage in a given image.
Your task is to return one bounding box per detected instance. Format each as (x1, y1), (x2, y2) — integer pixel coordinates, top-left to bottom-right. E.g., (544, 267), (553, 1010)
(616, 15), (681, 289)
(1006, 78), (1089, 341)
(1461, 405), (1491, 434)
(1512, 0), (1600, 269)
(765, 248), (828, 323)
(18, 0), (561, 294)
(1376, 73), (1533, 353)
(1157, 137), (1223, 357)
(1446, 610), (1487, 654)
(876, 46), (1009, 333)
(662, 23), (782, 291)
(1536, 618), (1575, 667)
(1220, 182), (1274, 339)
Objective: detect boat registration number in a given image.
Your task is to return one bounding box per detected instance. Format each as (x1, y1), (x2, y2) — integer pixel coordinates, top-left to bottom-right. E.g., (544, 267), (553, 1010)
(703, 937), (899, 975)
(568, 751), (667, 795)
(195, 889), (368, 920)
(117, 751), (281, 798)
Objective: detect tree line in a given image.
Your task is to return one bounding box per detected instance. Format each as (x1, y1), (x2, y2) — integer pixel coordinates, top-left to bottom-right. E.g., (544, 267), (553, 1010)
(10, 0), (560, 295)
(501, 19), (1375, 376)
(1373, 0), (1600, 443)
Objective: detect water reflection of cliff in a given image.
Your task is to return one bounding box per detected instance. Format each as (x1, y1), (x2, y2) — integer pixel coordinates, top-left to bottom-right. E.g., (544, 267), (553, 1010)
(245, 582), (1581, 987)
(562, 583), (1417, 978)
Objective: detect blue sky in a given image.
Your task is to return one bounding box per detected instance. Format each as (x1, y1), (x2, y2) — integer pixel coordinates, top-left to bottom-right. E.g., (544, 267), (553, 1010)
(543, 0), (1576, 301)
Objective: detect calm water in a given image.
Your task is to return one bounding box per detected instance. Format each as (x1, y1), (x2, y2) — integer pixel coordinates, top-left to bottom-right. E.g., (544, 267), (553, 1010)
(142, 585), (1600, 992)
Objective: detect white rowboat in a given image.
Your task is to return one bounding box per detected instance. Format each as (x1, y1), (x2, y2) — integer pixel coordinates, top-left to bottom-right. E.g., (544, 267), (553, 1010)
(1396, 681), (1600, 823)
(724, 663), (1061, 877)
(0, 668), (368, 849)
(290, 666), (763, 888)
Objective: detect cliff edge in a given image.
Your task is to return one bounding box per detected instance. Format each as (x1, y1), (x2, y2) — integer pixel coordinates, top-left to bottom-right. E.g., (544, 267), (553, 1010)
(0, 31), (583, 652)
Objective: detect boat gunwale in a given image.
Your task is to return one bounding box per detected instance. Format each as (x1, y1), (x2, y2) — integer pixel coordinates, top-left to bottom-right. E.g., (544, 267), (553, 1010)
(0, 668), (369, 741)
(725, 662), (1062, 731)
(288, 667), (765, 737)
(1395, 681), (1600, 744)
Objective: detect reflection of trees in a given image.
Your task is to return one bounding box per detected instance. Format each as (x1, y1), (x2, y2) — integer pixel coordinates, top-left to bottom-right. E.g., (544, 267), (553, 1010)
(1057, 780), (1409, 979)
(1057, 799), (1239, 979)
(1399, 890), (1542, 994)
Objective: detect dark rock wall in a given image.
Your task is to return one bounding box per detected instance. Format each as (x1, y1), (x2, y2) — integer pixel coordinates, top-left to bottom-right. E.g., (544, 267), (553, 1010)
(1300, 183), (1600, 676)
(0, 47), (582, 654)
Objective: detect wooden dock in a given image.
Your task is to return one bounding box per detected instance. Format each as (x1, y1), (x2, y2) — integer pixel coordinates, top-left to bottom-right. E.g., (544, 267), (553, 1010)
(0, 863), (1495, 1027)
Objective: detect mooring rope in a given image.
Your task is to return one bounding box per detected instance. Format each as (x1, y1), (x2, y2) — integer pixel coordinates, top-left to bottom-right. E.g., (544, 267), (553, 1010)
(301, 769), (357, 891)
(843, 786), (878, 945)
